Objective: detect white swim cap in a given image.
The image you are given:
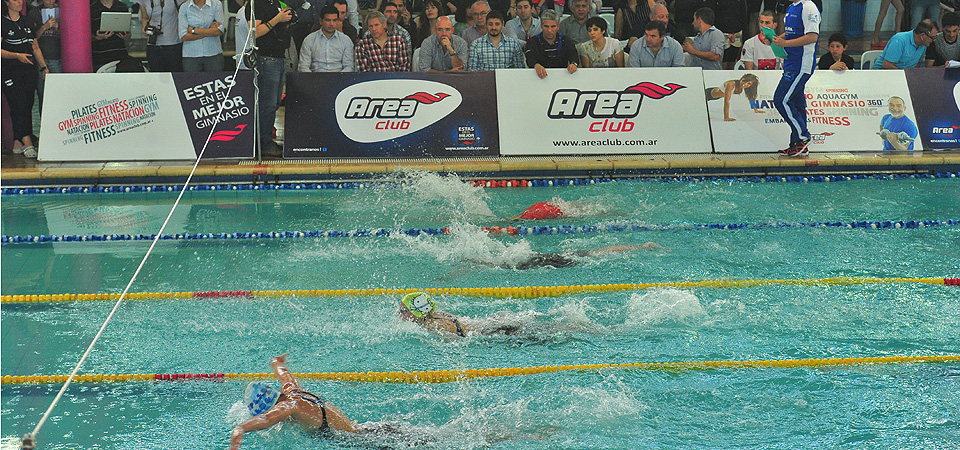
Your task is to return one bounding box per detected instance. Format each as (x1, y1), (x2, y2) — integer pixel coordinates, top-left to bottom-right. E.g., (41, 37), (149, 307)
(400, 292), (436, 318)
(244, 381), (280, 416)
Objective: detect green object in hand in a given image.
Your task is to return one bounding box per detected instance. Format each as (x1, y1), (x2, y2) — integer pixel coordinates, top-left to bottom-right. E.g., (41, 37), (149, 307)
(761, 26), (788, 59)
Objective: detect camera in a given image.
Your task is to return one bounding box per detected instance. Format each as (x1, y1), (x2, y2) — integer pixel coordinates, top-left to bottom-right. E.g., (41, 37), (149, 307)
(144, 25), (161, 45)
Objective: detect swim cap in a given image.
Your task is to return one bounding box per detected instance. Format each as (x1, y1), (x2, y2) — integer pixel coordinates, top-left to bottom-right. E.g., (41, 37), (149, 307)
(518, 202), (564, 220)
(244, 381), (280, 416)
(400, 292), (436, 318)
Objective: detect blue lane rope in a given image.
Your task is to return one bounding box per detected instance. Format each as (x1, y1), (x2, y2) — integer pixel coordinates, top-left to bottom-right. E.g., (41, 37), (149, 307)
(2, 172), (957, 196)
(3, 219), (957, 245)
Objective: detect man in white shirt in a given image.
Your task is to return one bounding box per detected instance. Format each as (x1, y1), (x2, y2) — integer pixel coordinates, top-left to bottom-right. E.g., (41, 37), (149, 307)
(298, 5), (355, 71)
(740, 10), (782, 70)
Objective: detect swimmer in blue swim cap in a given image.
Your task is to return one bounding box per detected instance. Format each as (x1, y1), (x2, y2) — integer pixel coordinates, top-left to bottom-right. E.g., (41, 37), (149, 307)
(230, 353), (360, 449)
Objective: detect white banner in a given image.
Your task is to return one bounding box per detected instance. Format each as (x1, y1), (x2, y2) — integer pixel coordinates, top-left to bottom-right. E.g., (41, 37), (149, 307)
(496, 68), (713, 155)
(704, 70), (923, 152)
(39, 73), (196, 161)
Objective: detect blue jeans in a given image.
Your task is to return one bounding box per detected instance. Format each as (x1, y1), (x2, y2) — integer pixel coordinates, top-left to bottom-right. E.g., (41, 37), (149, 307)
(183, 55), (224, 72)
(774, 71), (811, 145)
(910, 0), (940, 28)
(254, 56), (286, 149)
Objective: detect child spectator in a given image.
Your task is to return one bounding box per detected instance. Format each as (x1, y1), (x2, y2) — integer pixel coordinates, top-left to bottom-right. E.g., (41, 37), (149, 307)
(817, 32), (855, 70)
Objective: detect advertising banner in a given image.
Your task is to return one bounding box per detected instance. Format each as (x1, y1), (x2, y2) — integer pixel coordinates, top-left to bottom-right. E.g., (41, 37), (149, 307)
(904, 68), (960, 150)
(496, 68), (712, 155)
(39, 72), (255, 161)
(705, 70), (922, 152)
(284, 72), (499, 158)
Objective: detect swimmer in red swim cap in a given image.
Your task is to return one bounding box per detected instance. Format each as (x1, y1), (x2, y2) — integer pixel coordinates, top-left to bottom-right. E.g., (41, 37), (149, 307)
(512, 201), (565, 220)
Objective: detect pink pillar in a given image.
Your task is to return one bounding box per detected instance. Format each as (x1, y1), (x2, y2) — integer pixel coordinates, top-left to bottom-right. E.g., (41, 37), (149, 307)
(61, 0), (92, 73)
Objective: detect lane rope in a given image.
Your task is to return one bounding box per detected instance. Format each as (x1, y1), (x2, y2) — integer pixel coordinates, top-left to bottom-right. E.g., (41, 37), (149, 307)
(2, 172), (957, 196)
(3, 355), (957, 386)
(3, 277), (957, 304)
(4, 218), (957, 246)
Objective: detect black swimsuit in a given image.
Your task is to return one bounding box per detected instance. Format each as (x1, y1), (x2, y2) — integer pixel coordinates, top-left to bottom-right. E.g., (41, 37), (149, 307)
(289, 389), (329, 431)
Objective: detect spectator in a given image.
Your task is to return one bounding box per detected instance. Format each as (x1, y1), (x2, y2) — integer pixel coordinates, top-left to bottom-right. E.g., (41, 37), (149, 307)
(413, 0), (445, 48)
(577, 15), (624, 67)
(525, 9), (579, 76)
(452, 0), (473, 35)
(138, 0), (183, 72)
(27, 0), (59, 106)
(487, 0), (511, 17)
(705, 0), (747, 69)
(178, 0), (224, 71)
(90, 0), (131, 71)
(461, 0), (489, 44)
(390, 0), (416, 36)
(925, 11), (959, 67)
(355, 10), (411, 71)
(247, 0), (294, 157)
(364, 1), (412, 55)
(912, 0), (940, 29)
(468, 9), (525, 69)
(333, 0), (360, 43)
(298, 5), (355, 71)
(503, 0), (540, 43)
(628, 19), (684, 67)
(740, 9), (781, 69)
(672, 0), (702, 39)
(629, 2), (686, 50)
(682, 6), (723, 70)
(418, 15), (468, 70)
(613, 0), (653, 41)
(873, 19), (939, 69)
(559, 0), (590, 44)
(871, 0), (904, 49)
(535, 0), (564, 16)
(234, 0), (251, 69)
(817, 32), (854, 70)
(3, 0), (48, 158)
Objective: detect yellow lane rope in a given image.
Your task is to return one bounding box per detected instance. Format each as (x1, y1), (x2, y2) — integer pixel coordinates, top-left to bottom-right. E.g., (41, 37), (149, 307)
(1, 277), (956, 304)
(3, 355), (958, 385)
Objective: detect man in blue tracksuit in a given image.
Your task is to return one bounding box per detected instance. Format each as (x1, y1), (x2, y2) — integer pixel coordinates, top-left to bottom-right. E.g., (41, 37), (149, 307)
(771, 0), (820, 157)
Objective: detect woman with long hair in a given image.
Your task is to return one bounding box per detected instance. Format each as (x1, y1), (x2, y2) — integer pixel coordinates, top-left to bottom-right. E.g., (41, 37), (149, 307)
(413, 0), (445, 48)
(705, 73), (763, 122)
(2, 0), (49, 158)
(613, 0), (653, 40)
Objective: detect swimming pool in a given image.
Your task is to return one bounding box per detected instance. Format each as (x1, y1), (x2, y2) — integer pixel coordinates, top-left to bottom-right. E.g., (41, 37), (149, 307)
(2, 172), (959, 449)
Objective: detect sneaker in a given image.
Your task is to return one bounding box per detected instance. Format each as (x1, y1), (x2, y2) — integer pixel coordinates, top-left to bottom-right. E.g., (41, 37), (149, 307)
(778, 142), (800, 157)
(22, 145), (37, 158)
(12, 145), (24, 155)
(794, 136), (811, 157)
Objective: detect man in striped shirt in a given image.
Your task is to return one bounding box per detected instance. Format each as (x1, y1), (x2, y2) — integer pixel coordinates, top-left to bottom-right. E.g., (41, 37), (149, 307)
(355, 10), (410, 71)
(468, 10), (525, 70)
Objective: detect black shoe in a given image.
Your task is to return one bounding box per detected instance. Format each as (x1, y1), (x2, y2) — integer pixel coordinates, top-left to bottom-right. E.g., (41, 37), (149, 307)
(260, 143), (283, 158)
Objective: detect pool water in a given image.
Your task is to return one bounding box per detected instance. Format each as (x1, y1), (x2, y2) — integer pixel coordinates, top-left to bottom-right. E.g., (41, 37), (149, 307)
(2, 172), (959, 449)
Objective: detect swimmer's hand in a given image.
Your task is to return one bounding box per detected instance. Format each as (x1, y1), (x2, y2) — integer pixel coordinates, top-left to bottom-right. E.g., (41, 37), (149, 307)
(271, 353), (289, 365)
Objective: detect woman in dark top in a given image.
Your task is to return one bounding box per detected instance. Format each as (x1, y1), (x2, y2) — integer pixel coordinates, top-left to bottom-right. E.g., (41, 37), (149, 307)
(90, 0), (131, 70)
(613, 0), (653, 40)
(413, 0), (445, 48)
(2, 0), (49, 158)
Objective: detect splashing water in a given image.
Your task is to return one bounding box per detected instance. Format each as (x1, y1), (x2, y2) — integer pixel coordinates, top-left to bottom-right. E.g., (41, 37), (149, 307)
(624, 289), (705, 327)
(376, 170), (495, 224)
(393, 222), (535, 268)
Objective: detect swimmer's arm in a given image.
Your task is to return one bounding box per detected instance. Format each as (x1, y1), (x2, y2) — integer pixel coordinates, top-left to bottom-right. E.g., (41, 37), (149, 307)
(271, 353), (301, 392)
(230, 408), (294, 450)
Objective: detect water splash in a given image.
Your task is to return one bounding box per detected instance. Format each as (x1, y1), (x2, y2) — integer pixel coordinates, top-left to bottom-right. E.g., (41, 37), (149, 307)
(393, 222), (535, 268)
(624, 289), (705, 327)
(375, 170), (495, 224)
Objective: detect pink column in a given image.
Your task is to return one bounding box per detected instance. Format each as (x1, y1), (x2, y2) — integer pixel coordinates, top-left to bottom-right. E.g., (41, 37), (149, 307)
(61, 0), (92, 73)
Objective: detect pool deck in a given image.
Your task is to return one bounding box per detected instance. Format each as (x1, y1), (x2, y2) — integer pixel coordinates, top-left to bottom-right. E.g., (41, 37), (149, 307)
(2, 151), (959, 186)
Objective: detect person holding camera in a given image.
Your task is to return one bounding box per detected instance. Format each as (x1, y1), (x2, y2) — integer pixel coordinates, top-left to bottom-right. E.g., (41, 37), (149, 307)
(139, 0), (185, 71)
(178, 0), (224, 71)
(245, 0), (295, 157)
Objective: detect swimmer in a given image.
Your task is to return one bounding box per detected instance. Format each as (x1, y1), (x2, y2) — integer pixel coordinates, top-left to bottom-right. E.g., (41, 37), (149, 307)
(230, 353), (360, 449)
(510, 201), (567, 220)
(399, 291), (551, 337)
(481, 243), (661, 270)
(705, 73), (762, 121)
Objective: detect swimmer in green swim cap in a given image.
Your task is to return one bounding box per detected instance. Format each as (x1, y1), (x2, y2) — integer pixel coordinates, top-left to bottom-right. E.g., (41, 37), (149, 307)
(399, 292), (476, 337)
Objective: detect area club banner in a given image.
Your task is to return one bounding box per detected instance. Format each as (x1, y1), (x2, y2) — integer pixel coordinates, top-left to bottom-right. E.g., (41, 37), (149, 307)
(39, 72), (254, 161)
(284, 72), (499, 158)
(496, 68), (712, 155)
(705, 70), (923, 152)
(904, 68), (960, 150)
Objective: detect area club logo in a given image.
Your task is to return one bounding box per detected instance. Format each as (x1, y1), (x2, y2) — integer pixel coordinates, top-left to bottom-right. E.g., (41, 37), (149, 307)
(809, 131), (834, 144)
(209, 124), (246, 142)
(547, 82), (685, 133)
(931, 125), (960, 135)
(336, 80), (462, 143)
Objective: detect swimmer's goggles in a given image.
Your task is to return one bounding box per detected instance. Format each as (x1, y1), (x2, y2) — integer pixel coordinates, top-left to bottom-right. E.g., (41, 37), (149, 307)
(399, 292), (436, 318)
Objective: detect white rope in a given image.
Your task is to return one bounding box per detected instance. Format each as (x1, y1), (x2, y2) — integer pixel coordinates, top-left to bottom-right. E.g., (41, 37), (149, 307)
(23, 28), (258, 449)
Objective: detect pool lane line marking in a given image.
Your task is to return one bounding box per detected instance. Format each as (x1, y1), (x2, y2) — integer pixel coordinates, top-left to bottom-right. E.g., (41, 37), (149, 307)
(3, 277), (958, 304)
(4, 219), (958, 245)
(3, 355), (959, 386)
(3, 172), (958, 196)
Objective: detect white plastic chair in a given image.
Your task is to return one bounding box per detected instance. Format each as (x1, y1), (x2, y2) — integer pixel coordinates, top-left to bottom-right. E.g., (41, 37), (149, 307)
(412, 47), (422, 71)
(733, 59), (746, 70)
(600, 13), (614, 33)
(684, 52), (695, 67)
(96, 60), (119, 73)
(859, 50), (883, 70)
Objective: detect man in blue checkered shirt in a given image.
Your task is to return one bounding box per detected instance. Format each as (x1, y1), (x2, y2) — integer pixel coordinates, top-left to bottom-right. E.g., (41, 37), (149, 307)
(468, 10), (526, 70)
